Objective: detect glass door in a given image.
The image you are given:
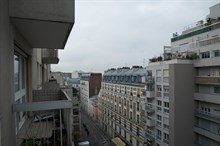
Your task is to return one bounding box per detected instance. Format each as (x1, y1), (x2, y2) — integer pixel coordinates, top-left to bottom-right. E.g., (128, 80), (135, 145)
(14, 49), (27, 133)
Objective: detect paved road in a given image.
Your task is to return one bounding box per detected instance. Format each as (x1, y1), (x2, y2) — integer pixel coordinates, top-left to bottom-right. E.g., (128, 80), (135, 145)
(80, 111), (115, 146)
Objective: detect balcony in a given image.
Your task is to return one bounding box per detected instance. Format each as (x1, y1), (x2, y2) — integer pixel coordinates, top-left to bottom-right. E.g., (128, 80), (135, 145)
(146, 91), (155, 98)
(171, 21), (220, 42)
(195, 110), (220, 124)
(13, 83), (73, 146)
(171, 36), (220, 53)
(195, 76), (220, 85)
(42, 49), (59, 64)
(193, 56), (220, 67)
(146, 118), (155, 127)
(145, 104), (155, 113)
(194, 125), (220, 143)
(146, 76), (154, 84)
(145, 129), (155, 142)
(9, 0), (75, 49)
(194, 92), (220, 104)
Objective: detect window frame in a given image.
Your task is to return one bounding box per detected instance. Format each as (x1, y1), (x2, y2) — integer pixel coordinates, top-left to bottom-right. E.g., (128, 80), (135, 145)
(14, 48), (28, 133)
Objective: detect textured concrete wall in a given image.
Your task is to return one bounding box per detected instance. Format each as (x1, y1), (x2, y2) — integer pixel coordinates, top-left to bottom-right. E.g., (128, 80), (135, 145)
(0, 0), (16, 145)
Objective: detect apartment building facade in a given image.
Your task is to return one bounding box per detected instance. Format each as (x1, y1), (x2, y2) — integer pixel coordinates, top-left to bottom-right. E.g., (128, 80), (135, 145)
(98, 66), (147, 146)
(144, 60), (194, 146)
(0, 0), (75, 145)
(142, 3), (220, 146)
(170, 3), (220, 146)
(80, 73), (102, 114)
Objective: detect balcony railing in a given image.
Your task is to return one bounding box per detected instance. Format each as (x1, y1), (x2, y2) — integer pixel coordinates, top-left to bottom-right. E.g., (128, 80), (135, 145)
(146, 91), (155, 98)
(194, 92), (220, 104)
(144, 129), (155, 142)
(146, 117), (155, 127)
(146, 76), (154, 84)
(195, 110), (220, 124)
(194, 125), (220, 143)
(171, 36), (220, 52)
(42, 49), (59, 64)
(145, 104), (155, 113)
(13, 83), (73, 146)
(195, 76), (220, 85)
(171, 21), (220, 42)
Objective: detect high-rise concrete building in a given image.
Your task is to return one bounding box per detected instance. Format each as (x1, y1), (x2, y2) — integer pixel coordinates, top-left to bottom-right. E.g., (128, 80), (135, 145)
(170, 3), (220, 146)
(143, 60), (194, 146)
(0, 0), (75, 145)
(142, 3), (220, 146)
(98, 66), (147, 146)
(80, 73), (102, 114)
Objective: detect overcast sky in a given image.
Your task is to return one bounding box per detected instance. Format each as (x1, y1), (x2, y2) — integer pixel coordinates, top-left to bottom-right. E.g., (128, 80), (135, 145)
(52, 0), (220, 73)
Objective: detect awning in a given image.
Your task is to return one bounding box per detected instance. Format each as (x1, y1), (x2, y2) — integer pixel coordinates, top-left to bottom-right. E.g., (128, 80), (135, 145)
(112, 137), (126, 146)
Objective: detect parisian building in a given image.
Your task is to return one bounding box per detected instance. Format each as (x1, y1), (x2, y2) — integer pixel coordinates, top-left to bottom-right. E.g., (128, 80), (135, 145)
(98, 66), (147, 146)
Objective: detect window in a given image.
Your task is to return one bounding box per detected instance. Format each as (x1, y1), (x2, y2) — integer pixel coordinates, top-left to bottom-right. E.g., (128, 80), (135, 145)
(164, 133), (169, 144)
(156, 70), (162, 76)
(14, 49), (27, 133)
(214, 86), (220, 94)
(130, 112), (132, 120)
(157, 85), (162, 92)
(137, 127), (140, 136)
(157, 129), (161, 140)
(157, 115), (162, 127)
(124, 109), (126, 116)
(157, 100), (162, 106)
(157, 100), (162, 112)
(213, 50), (220, 57)
(163, 69), (169, 77)
(201, 51), (210, 59)
(137, 102), (140, 111)
(163, 86), (169, 97)
(200, 107), (210, 115)
(137, 115), (140, 124)
(157, 115), (162, 121)
(164, 102), (169, 108)
(164, 124), (169, 130)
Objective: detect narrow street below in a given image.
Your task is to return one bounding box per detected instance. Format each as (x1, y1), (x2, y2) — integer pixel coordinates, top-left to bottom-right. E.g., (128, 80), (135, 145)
(80, 111), (115, 146)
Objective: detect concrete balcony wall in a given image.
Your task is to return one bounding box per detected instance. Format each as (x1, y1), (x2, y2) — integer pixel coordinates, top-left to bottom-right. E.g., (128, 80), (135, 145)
(9, 0), (75, 49)
(193, 57), (220, 67)
(195, 76), (220, 85)
(42, 49), (59, 64)
(13, 89), (73, 146)
(146, 91), (155, 98)
(194, 92), (220, 104)
(195, 110), (220, 124)
(146, 119), (155, 127)
(10, 0), (74, 22)
(194, 126), (220, 143)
